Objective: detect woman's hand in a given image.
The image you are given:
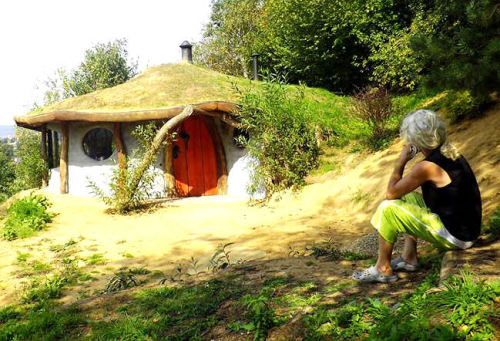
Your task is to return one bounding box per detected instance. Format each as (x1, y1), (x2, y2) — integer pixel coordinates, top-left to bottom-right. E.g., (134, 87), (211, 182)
(399, 145), (415, 163)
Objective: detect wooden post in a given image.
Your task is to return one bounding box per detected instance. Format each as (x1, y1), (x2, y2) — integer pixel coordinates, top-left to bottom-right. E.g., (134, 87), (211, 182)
(41, 125), (48, 187)
(113, 123), (127, 170)
(163, 139), (176, 197)
(53, 131), (59, 167)
(60, 123), (69, 194)
(47, 129), (53, 169)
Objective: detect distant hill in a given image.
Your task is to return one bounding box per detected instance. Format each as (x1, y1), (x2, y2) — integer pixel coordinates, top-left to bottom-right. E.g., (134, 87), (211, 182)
(0, 125), (15, 138)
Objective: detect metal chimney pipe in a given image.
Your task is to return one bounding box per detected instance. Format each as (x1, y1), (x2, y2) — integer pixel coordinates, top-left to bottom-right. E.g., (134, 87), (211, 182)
(180, 41), (193, 63)
(251, 53), (260, 80)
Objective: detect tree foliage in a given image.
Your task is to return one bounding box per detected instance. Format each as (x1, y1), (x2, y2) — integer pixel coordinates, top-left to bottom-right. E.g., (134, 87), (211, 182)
(63, 39), (138, 97)
(13, 129), (48, 192)
(411, 0), (500, 101)
(197, 0), (429, 92)
(0, 143), (15, 201)
(197, 0), (498, 99)
(195, 0), (264, 77)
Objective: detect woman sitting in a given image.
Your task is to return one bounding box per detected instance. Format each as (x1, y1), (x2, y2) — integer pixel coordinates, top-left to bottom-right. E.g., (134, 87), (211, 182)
(353, 109), (482, 283)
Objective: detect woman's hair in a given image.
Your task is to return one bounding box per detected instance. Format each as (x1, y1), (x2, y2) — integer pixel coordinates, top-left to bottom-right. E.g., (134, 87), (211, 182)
(400, 109), (460, 160)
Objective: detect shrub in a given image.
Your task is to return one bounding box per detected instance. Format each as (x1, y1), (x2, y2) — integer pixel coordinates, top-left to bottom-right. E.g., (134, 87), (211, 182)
(351, 87), (397, 150)
(0, 143), (15, 202)
(236, 73), (320, 198)
(2, 194), (54, 240)
(440, 90), (482, 123)
(13, 128), (48, 192)
(88, 122), (162, 213)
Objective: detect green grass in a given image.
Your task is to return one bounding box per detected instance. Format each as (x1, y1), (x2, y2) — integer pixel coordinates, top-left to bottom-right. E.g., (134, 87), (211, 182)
(94, 278), (243, 340)
(16, 252), (31, 264)
(2, 194), (55, 240)
(86, 253), (106, 266)
(1, 266), (497, 341)
(304, 267), (499, 341)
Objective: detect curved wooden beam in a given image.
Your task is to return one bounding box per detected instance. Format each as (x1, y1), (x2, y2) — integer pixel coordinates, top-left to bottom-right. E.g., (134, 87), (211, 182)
(14, 101), (239, 129)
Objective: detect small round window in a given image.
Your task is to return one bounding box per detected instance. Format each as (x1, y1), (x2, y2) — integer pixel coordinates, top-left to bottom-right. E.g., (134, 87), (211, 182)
(233, 128), (249, 149)
(82, 128), (114, 161)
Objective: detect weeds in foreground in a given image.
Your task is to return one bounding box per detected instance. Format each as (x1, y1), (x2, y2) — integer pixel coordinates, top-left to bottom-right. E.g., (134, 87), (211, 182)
(106, 271), (139, 293)
(305, 271), (499, 340)
(2, 194), (55, 240)
(209, 242), (235, 272)
(306, 240), (370, 261)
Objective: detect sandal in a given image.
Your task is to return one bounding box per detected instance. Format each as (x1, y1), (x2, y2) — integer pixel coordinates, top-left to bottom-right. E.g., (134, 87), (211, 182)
(391, 257), (418, 272)
(352, 266), (398, 283)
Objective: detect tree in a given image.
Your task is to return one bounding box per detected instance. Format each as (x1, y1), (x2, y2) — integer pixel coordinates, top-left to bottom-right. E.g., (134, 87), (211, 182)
(411, 0), (499, 101)
(196, 0), (429, 92)
(0, 142), (15, 201)
(12, 129), (47, 191)
(64, 39), (138, 97)
(195, 0), (265, 77)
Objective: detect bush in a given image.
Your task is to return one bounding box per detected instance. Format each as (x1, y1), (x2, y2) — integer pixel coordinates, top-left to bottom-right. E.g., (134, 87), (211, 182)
(0, 143), (15, 202)
(88, 123), (161, 213)
(440, 90), (482, 123)
(351, 87), (397, 150)
(236, 74), (320, 198)
(2, 194), (54, 240)
(13, 128), (48, 192)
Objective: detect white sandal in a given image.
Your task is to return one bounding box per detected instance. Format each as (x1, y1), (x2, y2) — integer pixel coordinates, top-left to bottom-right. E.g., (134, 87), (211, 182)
(391, 257), (418, 272)
(352, 266), (398, 283)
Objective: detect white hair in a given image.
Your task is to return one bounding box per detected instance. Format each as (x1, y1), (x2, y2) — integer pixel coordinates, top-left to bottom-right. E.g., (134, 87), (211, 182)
(400, 109), (459, 160)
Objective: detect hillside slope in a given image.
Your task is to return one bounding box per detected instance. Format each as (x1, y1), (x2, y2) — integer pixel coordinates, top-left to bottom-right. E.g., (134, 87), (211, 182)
(0, 105), (498, 306)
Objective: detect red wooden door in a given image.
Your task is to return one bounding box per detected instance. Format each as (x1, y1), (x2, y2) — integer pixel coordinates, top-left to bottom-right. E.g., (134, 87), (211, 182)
(173, 116), (218, 197)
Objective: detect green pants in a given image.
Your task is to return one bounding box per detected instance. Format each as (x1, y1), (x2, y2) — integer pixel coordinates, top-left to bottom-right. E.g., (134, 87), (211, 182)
(371, 192), (473, 250)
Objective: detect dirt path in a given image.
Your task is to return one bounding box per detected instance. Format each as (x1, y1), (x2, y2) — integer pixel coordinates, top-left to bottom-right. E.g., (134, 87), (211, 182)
(0, 106), (498, 306)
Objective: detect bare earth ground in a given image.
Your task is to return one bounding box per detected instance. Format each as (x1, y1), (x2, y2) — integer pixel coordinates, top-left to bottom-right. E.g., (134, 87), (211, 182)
(0, 105), (499, 308)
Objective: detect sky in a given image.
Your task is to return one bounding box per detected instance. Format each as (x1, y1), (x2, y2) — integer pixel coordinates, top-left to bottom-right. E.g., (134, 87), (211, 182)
(0, 0), (212, 125)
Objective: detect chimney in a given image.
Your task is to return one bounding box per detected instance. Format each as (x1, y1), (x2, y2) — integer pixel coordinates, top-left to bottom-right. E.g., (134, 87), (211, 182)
(251, 53), (260, 80)
(180, 41), (193, 63)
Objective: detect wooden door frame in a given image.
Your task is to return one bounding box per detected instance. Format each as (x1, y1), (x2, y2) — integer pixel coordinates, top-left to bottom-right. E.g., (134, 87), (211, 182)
(164, 115), (227, 196)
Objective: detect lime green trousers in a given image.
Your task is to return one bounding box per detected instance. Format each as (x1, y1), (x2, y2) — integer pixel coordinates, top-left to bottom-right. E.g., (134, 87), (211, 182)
(371, 192), (473, 250)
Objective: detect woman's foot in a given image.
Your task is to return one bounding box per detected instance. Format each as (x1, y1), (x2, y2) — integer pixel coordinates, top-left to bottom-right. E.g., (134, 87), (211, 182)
(352, 266), (399, 283)
(391, 256), (418, 272)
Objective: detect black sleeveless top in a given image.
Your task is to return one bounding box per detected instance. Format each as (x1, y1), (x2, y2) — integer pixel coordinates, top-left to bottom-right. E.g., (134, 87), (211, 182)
(421, 149), (482, 241)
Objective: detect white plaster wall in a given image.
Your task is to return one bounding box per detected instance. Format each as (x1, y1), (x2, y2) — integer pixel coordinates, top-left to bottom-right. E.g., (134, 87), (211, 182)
(215, 120), (265, 199)
(47, 118), (262, 199)
(47, 122), (165, 197)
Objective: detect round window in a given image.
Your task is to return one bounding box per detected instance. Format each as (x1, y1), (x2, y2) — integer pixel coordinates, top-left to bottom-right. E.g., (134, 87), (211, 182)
(82, 128), (114, 161)
(233, 128), (249, 149)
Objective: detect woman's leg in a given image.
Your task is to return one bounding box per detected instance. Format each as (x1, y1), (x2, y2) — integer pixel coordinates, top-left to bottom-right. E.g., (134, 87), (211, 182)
(401, 234), (418, 265)
(369, 192), (455, 274)
(376, 234), (395, 275)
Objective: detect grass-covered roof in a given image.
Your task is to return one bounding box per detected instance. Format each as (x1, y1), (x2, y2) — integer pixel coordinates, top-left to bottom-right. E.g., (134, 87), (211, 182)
(15, 63), (348, 129)
(30, 63), (337, 114)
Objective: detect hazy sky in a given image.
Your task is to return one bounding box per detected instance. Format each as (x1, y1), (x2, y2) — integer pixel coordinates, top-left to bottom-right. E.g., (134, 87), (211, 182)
(0, 0), (212, 125)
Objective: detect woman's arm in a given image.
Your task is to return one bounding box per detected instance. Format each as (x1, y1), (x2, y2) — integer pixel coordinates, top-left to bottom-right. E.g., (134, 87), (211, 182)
(386, 146), (432, 200)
